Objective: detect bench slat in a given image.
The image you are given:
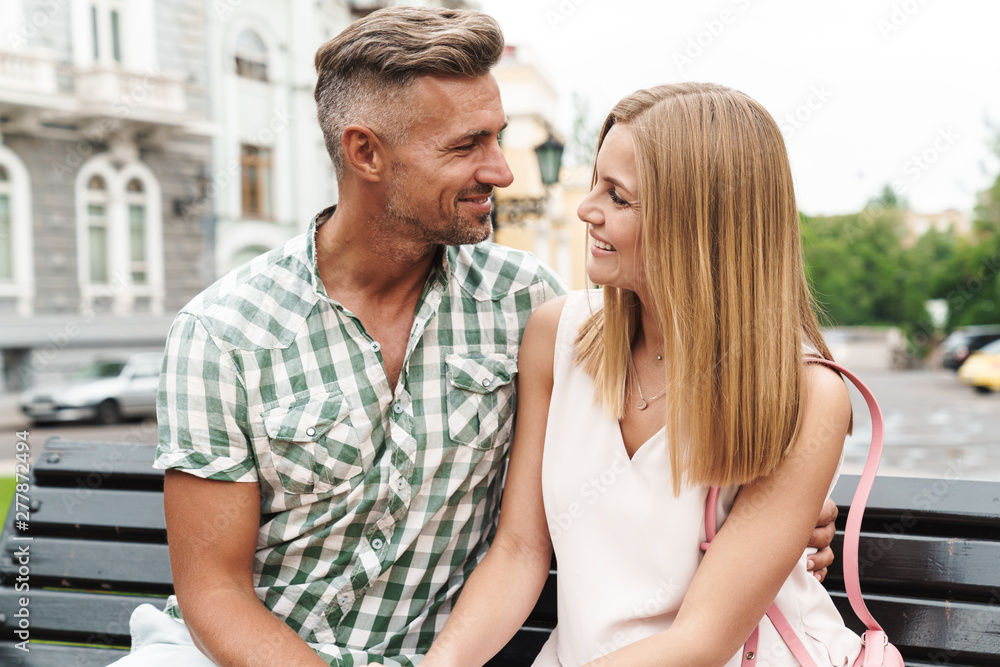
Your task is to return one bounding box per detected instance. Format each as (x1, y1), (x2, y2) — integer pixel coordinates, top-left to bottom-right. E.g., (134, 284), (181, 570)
(825, 532), (1000, 602)
(0, 537), (172, 591)
(0, 588), (162, 644)
(0, 643), (129, 666)
(485, 624), (552, 666)
(833, 475), (1000, 537)
(12, 487), (166, 540)
(33, 439), (162, 491)
(830, 592), (1000, 661)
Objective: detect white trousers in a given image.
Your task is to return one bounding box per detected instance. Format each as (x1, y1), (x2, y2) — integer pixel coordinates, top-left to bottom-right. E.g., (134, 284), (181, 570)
(106, 603), (216, 666)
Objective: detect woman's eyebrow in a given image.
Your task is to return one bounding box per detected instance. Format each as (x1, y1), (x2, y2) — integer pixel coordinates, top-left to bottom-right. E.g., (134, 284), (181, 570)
(605, 175), (636, 197)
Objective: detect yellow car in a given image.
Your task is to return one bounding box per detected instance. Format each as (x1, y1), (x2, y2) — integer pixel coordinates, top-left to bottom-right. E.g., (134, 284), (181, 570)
(957, 339), (1000, 393)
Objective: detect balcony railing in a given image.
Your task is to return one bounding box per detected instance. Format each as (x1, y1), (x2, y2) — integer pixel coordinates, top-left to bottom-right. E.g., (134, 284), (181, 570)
(0, 50), (59, 99)
(75, 66), (187, 118)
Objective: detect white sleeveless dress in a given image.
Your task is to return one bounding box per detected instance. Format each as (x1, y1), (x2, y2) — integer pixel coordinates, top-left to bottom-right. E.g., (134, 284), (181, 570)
(531, 291), (863, 667)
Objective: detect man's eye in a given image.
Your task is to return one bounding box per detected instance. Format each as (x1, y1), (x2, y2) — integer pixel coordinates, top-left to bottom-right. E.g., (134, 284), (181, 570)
(456, 144), (475, 151)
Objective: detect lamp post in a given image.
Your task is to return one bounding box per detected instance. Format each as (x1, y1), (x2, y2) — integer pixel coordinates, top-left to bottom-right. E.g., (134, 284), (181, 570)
(534, 135), (565, 187)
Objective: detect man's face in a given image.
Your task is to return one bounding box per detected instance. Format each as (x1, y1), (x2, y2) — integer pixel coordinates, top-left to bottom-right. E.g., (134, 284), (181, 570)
(381, 74), (513, 246)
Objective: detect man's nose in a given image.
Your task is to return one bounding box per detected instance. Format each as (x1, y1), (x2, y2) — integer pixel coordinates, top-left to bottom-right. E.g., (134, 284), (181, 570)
(479, 142), (515, 188)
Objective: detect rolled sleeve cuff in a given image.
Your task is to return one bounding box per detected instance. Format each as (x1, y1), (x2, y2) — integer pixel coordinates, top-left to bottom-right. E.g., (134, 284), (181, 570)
(154, 446), (258, 482)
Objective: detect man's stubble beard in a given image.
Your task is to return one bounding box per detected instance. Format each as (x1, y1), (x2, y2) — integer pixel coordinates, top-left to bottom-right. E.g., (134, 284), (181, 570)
(383, 164), (493, 249)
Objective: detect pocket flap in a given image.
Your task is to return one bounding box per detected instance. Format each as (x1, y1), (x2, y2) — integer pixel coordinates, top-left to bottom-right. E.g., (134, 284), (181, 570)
(446, 353), (515, 394)
(262, 393), (349, 442)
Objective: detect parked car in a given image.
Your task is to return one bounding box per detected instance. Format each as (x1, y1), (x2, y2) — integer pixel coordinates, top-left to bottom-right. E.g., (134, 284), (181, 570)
(20, 353), (163, 425)
(941, 325), (1000, 370)
(957, 339), (1000, 393)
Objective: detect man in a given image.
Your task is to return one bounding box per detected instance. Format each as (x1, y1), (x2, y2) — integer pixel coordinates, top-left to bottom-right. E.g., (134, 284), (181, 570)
(112, 7), (835, 666)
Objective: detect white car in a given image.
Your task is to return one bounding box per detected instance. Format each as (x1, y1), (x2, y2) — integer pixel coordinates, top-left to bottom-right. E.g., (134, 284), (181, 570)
(20, 352), (163, 425)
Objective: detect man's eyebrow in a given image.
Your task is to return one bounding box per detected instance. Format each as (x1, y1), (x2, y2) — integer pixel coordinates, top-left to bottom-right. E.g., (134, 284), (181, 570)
(457, 121), (509, 141)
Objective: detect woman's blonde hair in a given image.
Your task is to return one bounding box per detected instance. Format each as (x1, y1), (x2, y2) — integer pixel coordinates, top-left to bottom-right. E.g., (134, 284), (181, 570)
(575, 83), (832, 493)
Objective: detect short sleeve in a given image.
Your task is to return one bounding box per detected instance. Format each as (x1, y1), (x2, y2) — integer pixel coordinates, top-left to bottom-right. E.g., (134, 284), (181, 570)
(154, 312), (258, 482)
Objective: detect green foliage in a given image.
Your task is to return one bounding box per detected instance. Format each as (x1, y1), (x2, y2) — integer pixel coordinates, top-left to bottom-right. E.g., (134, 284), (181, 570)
(0, 476), (13, 537)
(802, 162), (1000, 344)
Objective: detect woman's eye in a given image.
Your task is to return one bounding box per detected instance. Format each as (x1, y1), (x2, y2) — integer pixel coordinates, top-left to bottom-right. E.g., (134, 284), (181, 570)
(608, 189), (629, 207)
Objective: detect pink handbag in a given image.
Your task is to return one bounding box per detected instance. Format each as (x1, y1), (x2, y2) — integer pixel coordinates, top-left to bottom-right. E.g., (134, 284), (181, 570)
(702, 359), (905, 666)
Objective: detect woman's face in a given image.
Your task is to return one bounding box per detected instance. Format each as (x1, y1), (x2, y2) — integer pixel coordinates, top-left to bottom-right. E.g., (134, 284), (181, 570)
(578, 123), (643, 293)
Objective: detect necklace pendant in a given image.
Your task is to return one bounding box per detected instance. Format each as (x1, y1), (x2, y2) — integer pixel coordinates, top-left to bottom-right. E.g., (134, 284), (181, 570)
(636, 399), (647, 410)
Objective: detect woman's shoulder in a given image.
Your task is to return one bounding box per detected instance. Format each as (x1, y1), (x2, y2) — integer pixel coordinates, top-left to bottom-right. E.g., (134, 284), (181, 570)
(529, 290), (601, 330)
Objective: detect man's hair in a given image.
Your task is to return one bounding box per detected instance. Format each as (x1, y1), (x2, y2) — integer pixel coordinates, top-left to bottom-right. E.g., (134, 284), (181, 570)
(314, 6), (505, 181)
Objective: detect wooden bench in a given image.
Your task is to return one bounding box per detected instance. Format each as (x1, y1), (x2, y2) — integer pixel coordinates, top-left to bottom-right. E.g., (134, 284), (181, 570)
(2, 437), (999, 665)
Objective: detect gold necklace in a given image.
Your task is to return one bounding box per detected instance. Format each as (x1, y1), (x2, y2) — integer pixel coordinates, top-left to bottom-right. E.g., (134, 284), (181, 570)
(634, 353), (664, 410)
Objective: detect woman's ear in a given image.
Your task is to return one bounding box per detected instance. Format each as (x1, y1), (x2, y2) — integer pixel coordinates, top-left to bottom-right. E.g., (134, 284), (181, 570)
(341, 125), (387, 183)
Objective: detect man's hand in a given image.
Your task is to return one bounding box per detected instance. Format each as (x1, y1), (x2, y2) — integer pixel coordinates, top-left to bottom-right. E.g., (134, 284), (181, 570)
(806, 497), (838, 582)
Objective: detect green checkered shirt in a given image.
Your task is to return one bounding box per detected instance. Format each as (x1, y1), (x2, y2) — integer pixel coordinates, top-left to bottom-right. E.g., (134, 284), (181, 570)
(155, 213), (566, 665)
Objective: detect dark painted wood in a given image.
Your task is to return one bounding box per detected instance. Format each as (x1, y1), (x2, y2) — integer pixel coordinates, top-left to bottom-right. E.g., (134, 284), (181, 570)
(0, 643), (129, 666)
(829, 592), (1000, 665)
(2, 439), (999, 665)
(485, 625), (551, 667)
(0, 537), (171, 590)
(825, 533), (1000, 600)
(0, 588), (162, 643)
(11, 487), (166, 539)
(32, 438), (162, 490)
(832, 474), (1000, 538)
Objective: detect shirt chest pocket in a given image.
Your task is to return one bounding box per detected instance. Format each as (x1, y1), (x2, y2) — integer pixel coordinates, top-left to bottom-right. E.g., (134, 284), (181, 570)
(446, 353), (517, 451)
(260, 392), (364, 496)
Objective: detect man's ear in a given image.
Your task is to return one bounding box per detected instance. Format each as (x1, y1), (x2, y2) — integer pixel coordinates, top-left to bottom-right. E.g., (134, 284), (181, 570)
(341, 125), (387, 183)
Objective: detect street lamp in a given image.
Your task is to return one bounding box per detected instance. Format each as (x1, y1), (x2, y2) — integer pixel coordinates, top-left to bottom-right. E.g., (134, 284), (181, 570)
(534, 135), (565, 187)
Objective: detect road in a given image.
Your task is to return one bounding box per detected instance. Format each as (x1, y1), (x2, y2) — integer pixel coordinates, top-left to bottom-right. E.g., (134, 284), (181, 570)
(841, 368), (1000, 481)
(2, 369), (998, 480)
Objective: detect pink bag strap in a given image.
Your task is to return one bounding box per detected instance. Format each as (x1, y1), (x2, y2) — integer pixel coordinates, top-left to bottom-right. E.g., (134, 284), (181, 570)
(702, 358), (886, 660)
(807, 358), (885, 634)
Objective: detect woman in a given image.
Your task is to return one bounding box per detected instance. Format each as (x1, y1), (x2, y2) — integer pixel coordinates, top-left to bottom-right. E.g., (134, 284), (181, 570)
(421, 83), (863, 666)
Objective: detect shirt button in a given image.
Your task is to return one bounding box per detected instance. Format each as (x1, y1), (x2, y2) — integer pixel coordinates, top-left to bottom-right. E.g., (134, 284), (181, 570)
(305, 427), (316, 437)
(371, 341), (381, 352)
(481, 378), (492, 388)
(393, 402), (403, 414)
(371, 538), (384, 549)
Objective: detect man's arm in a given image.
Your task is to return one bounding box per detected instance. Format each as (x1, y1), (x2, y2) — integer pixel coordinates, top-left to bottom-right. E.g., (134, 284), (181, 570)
(165, 470), (328, 667)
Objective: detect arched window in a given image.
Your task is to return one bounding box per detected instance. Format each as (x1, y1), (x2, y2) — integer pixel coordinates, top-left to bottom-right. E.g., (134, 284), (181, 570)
(0, 146), (34, 316)
(0, 165), (11, 282)
(235, 29), (268, 82)
(125, 177), (147, 284)
(76, 157), (164, 315)
(86, 174), (110, 283)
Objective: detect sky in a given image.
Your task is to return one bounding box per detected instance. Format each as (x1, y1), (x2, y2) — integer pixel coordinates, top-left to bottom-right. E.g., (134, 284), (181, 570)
(478, 0), (1000, 217)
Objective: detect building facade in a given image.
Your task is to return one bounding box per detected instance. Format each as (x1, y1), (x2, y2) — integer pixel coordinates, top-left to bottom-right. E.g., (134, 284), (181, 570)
(0, 0), (212, 389)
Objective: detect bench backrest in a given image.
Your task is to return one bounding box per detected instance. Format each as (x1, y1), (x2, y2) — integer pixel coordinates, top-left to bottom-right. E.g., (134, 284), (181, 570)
(2, 439), (999, 665)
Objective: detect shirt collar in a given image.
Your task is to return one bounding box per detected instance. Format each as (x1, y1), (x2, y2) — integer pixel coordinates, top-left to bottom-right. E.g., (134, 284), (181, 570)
(308, 205), (451, 301)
